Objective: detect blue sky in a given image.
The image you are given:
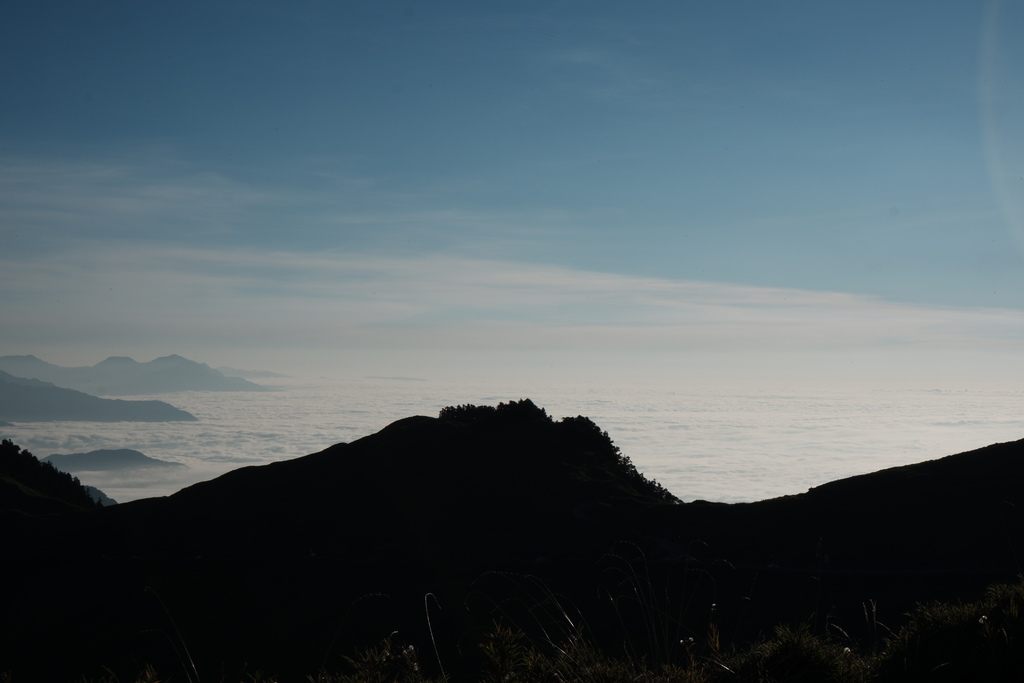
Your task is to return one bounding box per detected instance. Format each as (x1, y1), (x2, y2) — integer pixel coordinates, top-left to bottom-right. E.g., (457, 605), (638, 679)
(3, 1), (1024, 383)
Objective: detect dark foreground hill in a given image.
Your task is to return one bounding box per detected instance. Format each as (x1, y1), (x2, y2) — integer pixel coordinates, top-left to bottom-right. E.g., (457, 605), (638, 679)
(4, 400), (1024, 681)
(0, 370), (198, 422)
(0, 439), (99, 516)
(0, 353), (269, 395)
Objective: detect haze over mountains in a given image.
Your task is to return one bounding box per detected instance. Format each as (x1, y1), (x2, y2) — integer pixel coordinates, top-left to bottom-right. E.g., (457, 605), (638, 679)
(0, 370), (198, 423)
(0, 353), (277, 424)
(0, 354), (270, 395)
(217, 365), (290, 379)
(43, 448), (185, 472)
(4, 399), (1024, 680)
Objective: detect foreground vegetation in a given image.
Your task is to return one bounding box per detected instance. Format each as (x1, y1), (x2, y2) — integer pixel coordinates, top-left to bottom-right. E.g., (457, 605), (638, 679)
(7, 576), (1019, 682)
(310, 577), (1024, 681)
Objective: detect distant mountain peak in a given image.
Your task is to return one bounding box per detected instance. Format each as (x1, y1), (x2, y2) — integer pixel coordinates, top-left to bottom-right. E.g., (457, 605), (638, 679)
(151, 354), (189, 363)
(0, 354), (271, 395)
(96, 356), (138, 366)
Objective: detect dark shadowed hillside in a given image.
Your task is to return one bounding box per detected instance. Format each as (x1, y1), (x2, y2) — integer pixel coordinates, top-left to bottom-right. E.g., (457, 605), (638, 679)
(4, 400), (1024, 681)
(0, 439), (99, 516)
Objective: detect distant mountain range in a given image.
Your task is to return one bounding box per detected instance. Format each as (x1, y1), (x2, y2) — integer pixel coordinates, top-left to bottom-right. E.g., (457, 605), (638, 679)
(5, 399), (1024, 680)
(44, 449), (185, 472)
(0, 354), (270, 395)
(0, 370), (198, 422)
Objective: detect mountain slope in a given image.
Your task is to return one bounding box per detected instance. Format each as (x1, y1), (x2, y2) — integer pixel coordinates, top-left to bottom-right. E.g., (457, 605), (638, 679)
(4, 400), (1024, 681)
(0, 439), (98, 516)
(0, 370), (198, 422)
(3, 401), (677, 678)
(73, 400), (676, 561)
(675, 437), (1024, 574)
(0, 354), (269, 394)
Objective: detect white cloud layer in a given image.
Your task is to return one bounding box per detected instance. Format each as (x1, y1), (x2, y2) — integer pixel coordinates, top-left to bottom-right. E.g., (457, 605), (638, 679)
(12, 378), (1024, 504)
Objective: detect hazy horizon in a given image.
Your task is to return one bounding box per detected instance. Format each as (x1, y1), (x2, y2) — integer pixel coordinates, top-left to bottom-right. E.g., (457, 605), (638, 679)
(4, 2), (1024, 494)
(5, 368), (1024, 506)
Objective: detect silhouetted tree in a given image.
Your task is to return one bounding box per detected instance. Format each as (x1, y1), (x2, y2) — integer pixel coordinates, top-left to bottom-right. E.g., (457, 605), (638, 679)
(0, 438), (99, 510)
(439, 399), (548, 424)
(494, 398), (548, 421)
(438, 404), (497, 422)
(557, 415), (678, 503)
(438, 401), (677, 504)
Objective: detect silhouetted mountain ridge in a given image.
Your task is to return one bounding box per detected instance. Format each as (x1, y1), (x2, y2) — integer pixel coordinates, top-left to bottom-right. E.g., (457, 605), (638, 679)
(0, 439), (99, 516)
(96, 400), (676, 561)
(5, 399), (1024, 681)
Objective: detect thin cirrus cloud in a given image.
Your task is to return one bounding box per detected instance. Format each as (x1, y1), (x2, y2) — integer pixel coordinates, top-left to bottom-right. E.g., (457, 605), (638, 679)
(0, 153), (560, 258)
(5, 243), (1024, 359)
(4, 151), (1024, 379)
(0, 154), (300, 246)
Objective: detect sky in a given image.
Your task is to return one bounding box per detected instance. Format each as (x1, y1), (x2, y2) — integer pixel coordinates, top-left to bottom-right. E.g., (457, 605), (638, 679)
(3, 1), (1024, 386)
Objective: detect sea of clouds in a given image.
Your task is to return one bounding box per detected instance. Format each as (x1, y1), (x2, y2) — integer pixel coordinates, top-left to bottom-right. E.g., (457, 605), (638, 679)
(7, 377), (1024, 504)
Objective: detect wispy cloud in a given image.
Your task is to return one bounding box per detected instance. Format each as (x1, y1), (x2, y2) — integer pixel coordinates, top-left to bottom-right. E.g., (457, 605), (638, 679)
(4, 150), (1023, 381)
(0, 152), (288, 251)
(5, 243), (1024, 359)
(0, 153), (580, 260)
